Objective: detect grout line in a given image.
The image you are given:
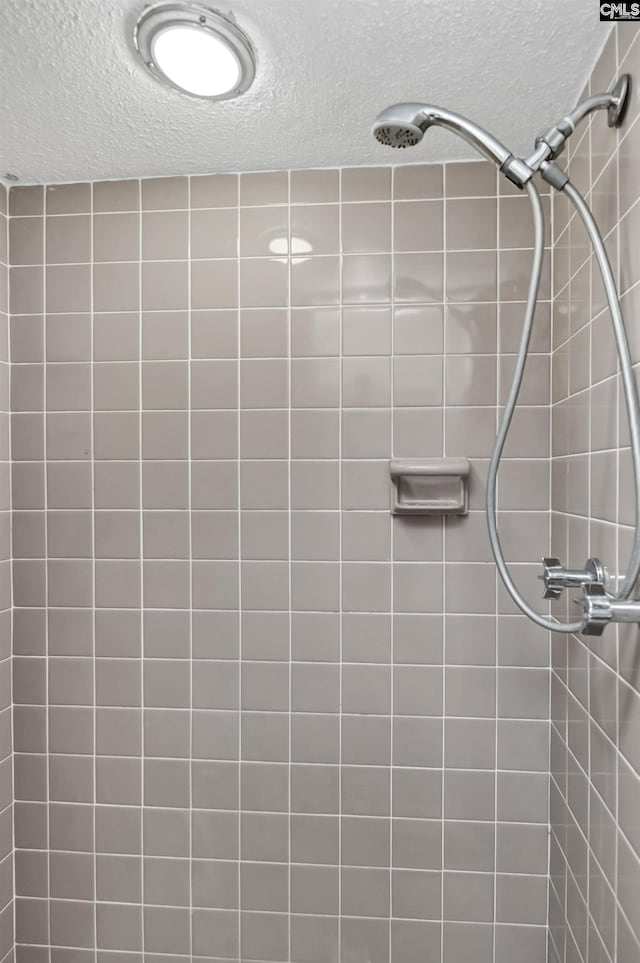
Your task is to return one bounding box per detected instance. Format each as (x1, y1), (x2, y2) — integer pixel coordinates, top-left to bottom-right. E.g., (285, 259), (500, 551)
(11, 711), (555, 724)
(137, 175), (145, 961)
(388, 164), (395, 963)
(337, 165), (344, 963)
(42, 183), (52, 963)
(585, 102), (595, 963)
(286, 166), (292, 963)
(10, 240), (556, 266)
(9, 183), (546, 209)
(545, 129), (555, 963)
(7, 297), (554, 315)
(236, 176), (243, 960)
(8, 350), (554, 365)
(4, 195), (16, 961)
(11, 806), (554, 824)
(612, 36), (621, 962)
(89, 178), (97, 962)
(440, 160), (447, 963)
(493, 161), (500, 963)
(186, 172), (194, 963)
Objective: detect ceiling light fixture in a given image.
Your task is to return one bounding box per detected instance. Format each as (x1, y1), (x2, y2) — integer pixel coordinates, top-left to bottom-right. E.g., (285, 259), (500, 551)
(134, 2), (255, 100)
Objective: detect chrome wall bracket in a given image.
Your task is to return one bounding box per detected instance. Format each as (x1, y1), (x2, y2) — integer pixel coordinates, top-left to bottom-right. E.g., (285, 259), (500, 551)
(539, 557), (605, 600)
(608, 74), (631, 128)
(515, 74), (633, 187)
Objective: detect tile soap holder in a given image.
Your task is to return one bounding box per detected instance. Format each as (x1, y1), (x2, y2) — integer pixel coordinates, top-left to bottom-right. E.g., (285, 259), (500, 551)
(390, 458), (471, 516)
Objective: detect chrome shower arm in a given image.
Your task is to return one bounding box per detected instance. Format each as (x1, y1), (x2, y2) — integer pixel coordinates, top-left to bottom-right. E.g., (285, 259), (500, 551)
(564, 90), (620, 129)
(565, 75), (630, 131)
(409, 105), (513, 167)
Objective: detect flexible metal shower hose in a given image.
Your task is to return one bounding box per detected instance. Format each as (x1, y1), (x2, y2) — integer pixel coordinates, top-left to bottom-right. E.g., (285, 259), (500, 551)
(486, 177), (640, 634)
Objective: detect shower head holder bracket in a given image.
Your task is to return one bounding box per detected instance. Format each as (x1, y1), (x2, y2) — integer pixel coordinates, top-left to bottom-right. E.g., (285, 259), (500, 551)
(608, 73), (631, 128)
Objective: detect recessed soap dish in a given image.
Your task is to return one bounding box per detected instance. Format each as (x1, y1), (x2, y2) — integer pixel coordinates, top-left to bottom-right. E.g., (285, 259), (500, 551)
(390, 458), (471, 516)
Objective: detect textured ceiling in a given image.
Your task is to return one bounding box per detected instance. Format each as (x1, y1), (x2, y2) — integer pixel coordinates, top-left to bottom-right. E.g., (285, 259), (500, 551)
(0, 0), (610, 185)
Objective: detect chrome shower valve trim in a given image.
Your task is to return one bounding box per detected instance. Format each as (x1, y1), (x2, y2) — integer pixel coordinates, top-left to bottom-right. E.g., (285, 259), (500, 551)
(578, 583), (640, 637)
(539, 557), (605, 601)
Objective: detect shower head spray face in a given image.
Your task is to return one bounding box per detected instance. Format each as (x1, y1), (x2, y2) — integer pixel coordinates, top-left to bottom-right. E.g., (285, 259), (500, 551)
(372, 103), (428, 149)
(372, 121), (423, 148)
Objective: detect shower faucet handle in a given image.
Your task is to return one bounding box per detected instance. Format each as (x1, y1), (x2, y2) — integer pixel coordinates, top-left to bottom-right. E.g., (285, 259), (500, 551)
(539, 557), (565, 599)
(579, 584), (613, 636)
(578, 583), (640, 636)
(539, 557), (605, 600)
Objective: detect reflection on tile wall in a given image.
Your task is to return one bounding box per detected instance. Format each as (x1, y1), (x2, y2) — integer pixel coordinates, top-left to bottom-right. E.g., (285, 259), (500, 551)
(549, 24), (640, 963)
(0, 186), (13, 963)
(8, 159), (551, 963)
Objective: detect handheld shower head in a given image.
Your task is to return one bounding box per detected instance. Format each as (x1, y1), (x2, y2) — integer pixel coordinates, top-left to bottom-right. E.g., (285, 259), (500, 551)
(372, 102), (515, 169)
(374, 79), (632, 191)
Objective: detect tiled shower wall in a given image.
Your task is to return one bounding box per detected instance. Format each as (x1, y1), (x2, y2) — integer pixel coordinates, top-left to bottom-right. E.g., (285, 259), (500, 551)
(0, 186), (14, 962)
(549, 24), (640, 963)
(8, 160), (552, 963)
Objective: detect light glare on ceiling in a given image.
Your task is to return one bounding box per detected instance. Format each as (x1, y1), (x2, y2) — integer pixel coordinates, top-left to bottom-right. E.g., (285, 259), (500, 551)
(134, 3), (255, 101)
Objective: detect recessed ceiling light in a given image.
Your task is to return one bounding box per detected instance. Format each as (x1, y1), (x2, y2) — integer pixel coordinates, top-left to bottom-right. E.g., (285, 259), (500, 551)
(134, 2), (255, 101)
